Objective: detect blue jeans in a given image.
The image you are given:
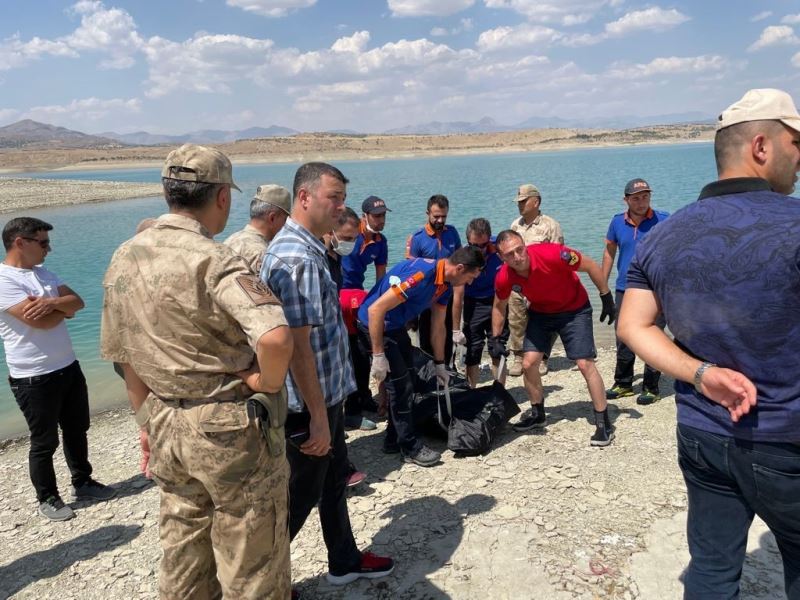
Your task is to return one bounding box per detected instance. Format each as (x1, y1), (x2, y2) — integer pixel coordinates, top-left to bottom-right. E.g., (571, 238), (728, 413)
(677, 423), (800, 599)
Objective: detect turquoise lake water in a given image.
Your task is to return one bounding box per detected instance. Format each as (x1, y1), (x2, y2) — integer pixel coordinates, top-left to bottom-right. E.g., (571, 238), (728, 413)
(0, 142), (717, 437)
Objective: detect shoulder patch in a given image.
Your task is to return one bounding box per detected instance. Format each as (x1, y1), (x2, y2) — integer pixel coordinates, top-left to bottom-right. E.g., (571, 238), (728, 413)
(391, 271), (426, 299)
(561, 249), (580, 266)
(235, 275), (281, 306)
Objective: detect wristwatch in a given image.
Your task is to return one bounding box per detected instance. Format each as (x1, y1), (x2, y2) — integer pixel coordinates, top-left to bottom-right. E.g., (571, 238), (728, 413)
(693, 362), (716, 393)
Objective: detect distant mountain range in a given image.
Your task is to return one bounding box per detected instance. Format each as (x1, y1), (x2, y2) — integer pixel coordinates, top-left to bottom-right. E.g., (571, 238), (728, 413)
(0, 112), (715, 150)
(0, 119), (123, 149)
(386, 112), (713, 135)
(96, 125), (300, 145)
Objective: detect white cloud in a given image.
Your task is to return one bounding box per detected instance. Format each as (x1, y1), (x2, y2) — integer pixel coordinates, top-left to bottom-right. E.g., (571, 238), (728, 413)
(0, 34), (78, 71)
(430, 27), (449, 37)
(604, 7), (690, 37)
(64, 1), (143, 68)
(793, 51), (800, 67)
(0, 108), (21, 125)
(782, 14), (800, 25)
(331, 31), (370, 53)
(751, 11), (772, 22)
(607, 55), (727, 79)
(389, 0), (475, 18)
(430, 18), (474, 37)
(24, 97), (141, 123)
(477, 24), (563, 51)
(748, 25), (800, 52)
(225, 0), (316, 18)
(483, 0), (612, 26)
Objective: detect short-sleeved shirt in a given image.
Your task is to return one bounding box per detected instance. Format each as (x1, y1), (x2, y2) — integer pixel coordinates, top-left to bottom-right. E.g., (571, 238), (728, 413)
(0, 264), (76, 377)
(261, 218), (355, 412)
(495, 243), (588, 314)
(605, 209), (669, 291)
(358, 258), (452, 331)
(464, 240), (503, 299)
(627, 177), (800, 443)
(340, 288), (367, 335)
(341, 220), (388, 289)
(406, 223), (461, 260)
(510, 213), (564, 245)
(101, 213), (287, 400)
(224, 224), (269, 273)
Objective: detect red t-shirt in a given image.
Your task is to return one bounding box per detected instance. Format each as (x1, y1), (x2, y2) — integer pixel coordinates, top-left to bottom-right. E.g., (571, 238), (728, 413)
(495, 243), (589, 313)
(340, 288), (368, 335)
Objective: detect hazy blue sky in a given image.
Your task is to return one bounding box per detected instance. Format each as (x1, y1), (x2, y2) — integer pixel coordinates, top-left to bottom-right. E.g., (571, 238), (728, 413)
(2, 0), (800, 133)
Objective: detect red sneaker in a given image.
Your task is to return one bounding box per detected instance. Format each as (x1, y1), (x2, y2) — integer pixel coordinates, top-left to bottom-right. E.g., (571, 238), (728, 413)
(346, 470), (366, 487)
(326, 552), (395, 585)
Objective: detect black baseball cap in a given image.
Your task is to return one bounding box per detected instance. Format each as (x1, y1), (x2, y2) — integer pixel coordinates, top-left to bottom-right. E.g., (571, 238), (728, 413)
(362, 195), (391, 214)
(624, 178), (651, 196)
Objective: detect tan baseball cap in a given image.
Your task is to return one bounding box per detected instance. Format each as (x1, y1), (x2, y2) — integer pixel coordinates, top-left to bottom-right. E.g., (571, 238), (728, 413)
(717, 88), (800, 133)
(254, 184), (291, 215)
(161, 143), (241, 191)
(515, 183), (541, 202)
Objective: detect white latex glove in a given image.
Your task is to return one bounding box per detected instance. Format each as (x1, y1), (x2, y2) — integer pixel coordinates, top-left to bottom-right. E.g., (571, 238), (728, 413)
(452, 329), (466, 346)
(370, 353), (390, 384)
(435, 362), (451, 387)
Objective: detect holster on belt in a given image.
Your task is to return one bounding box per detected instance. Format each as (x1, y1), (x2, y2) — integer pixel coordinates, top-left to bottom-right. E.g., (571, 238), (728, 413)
(247, 386), (288, 457)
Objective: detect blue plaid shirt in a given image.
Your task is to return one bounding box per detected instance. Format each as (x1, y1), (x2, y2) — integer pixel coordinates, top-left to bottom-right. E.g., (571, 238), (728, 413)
(261, 218), (355, 412)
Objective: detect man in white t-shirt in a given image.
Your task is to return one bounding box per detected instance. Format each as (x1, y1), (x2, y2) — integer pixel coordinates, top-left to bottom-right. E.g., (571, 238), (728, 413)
(0, 217), (115, 521)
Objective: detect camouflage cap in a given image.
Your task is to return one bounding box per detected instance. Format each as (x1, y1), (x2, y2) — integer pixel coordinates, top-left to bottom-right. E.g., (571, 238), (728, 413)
(161, 143), (241, 192)
(254, 184), (291, 215)
(515, 184), (541, 202)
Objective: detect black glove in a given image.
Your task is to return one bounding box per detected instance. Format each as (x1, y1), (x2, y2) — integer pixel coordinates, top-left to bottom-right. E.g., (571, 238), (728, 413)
(599, 292), (616, 325)
(487, 335), (509, 359)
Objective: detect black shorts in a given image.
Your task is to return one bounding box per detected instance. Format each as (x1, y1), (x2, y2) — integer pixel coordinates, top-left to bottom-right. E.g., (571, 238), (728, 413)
(462, 296), (509, 366)
(523, 301), (596, 360)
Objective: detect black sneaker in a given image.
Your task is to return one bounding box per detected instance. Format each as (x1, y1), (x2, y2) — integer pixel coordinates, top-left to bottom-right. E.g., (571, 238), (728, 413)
(73, 479), (117, 501)
(326, 551), (395, 585)
(590, 425), (616, 447)
(403, 445), (441, 467)
(38, 496), (75, 521)
(512, 405), (546, 432)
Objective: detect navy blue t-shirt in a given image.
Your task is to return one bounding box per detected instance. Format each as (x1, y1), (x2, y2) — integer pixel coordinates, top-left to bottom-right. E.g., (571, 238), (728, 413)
(358, 258), (452, 331)
(627, 178), (800, 442)
(407, 224), (461, 260)
(341, 227), (388, 290)
(464, 241), (503, 299)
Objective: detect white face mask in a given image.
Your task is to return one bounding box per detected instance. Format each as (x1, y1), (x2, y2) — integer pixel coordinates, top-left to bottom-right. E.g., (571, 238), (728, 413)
(365, 221), (379, 234)
(333, 233), (356, 256)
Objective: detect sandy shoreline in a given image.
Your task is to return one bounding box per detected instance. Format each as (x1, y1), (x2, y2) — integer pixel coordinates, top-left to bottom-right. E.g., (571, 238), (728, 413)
(0, 177), (163, 213)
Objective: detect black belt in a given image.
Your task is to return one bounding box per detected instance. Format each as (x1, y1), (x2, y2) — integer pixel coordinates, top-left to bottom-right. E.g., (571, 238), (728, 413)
(8, 360), (77, 385)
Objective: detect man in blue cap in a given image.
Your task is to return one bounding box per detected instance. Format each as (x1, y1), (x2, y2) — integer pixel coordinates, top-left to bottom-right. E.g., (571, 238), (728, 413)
(341, 195), (390, 290)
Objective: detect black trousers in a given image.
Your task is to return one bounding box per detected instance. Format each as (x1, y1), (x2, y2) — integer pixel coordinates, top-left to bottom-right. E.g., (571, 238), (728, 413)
(286, 403), (361, 573)
(418, 297), (454, 366)
(9, 360), (93, 502)
(344, 333), (372, 418)
(357, 324), (420, 455)
(613, 290), (665, 391)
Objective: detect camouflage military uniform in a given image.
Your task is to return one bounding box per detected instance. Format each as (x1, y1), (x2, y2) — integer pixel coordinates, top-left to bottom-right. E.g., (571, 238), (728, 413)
(508, 214), (565, 353)
(101, 213), (290, 600)
(224, 224), (270, 274)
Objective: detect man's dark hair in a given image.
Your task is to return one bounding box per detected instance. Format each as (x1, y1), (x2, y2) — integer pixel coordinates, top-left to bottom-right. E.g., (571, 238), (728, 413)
(3, 217), (53, 251)
(714, 120), (785, 174)
(448, 245), (486, 271)
(162, 178), (223, 211)
(427, 194), (449, 211)
(466, 218), (491, 240)
(293, 162), (349, 200)
(336, 206), (360, 229)
(495, 229), (523, 248)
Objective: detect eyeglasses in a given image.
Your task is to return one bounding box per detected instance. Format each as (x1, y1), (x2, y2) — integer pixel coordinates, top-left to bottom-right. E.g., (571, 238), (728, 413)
(20, 237), (50, 249)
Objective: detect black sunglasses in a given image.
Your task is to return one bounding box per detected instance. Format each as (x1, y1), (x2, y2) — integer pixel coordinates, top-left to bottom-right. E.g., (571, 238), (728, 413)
(20, 237), (50, 249)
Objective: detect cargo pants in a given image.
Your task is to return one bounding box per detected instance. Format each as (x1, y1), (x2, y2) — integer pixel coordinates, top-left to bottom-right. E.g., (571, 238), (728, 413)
(139, 394), (290, 600)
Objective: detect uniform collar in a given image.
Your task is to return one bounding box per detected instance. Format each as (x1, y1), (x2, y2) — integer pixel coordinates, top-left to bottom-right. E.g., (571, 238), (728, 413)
(623, 208), (654, 226)
(433, 259), (449, 298)
(519, 213), (542, 228)
(156, 213), (213, 239)
(359, 219), (382, 253)
(244, 223), (268, 241)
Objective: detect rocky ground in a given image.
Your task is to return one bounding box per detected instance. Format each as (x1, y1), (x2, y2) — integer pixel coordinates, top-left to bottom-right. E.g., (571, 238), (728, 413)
(0, 348), (786, 599)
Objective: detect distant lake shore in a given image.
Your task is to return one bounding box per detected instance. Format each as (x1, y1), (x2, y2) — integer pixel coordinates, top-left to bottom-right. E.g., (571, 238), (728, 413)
(0, 124), (714, 175)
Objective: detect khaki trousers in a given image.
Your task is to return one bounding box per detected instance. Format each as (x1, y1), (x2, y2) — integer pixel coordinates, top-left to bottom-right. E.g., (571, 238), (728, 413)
(142, 395), (290, 600)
